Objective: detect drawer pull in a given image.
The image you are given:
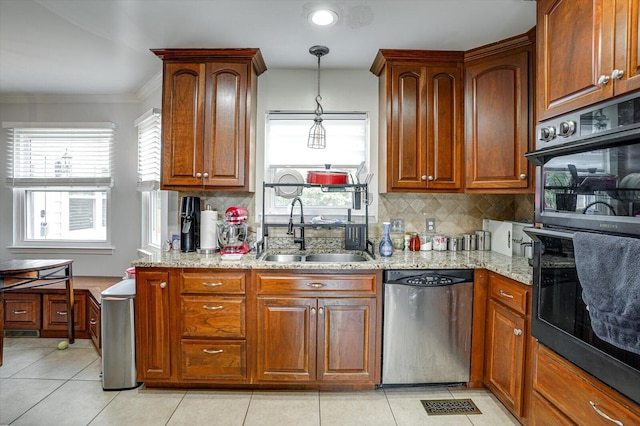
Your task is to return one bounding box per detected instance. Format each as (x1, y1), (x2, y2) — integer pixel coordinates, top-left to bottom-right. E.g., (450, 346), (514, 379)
(307, 282), (326, 288)
(202, 305), (223, 311)
(513, 328), (522, 336)
(56, 311), (68, 316)
(12, 310), (27, 315)
(499, 290), (514, 299)
(590, 401), (623, 426)
(90, 318), (97, 325)
(203, 282), (223, 287)
(202, 349), (224, 355)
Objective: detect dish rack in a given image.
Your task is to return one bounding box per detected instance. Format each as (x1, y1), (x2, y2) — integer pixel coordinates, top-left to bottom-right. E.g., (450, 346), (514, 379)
(257, 181), (375, 257)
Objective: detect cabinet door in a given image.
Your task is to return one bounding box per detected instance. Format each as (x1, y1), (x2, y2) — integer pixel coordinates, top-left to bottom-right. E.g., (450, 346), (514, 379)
(425, 64), (464, 191)
(42, 293), (86, 333)
(88, 296), (100, 352)
(614, 0), (640, 93)
(161, 62), (206, 188)
(255, 297), (316, 382)
(484, 299), (526, 417)
(203, 62), (249, 188)
(465, 50), (531, 191)
(317, 298), (377, 383)
(135, 270), (172, 380)
(388, 64), (427, 190)
(537, 0), (614, 120)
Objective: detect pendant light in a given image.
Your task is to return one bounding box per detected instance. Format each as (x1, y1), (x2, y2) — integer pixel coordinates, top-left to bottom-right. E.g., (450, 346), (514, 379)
(308, 45), (329, 149)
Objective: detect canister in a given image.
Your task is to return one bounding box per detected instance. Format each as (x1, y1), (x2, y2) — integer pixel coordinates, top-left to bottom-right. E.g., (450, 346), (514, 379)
(420, 234), (431, 251)
(476, 230), (491, 251)
(448, 236), (463, 251)
(432, 235), (447, 251)
(463, 234), (476, 250)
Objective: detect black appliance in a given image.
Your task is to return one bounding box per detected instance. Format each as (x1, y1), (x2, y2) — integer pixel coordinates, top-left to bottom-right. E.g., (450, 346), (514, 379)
(180, 196), (200, 252)
(527, 91), (640, 235)
(525, 91), (640, 405)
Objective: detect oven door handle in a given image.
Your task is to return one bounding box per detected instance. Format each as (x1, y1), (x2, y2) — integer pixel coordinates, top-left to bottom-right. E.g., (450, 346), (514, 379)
(524, 227), (575, 240)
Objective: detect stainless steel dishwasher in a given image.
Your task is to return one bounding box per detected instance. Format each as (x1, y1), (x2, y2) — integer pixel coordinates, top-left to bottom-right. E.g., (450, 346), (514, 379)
(382, 269), (474, 385)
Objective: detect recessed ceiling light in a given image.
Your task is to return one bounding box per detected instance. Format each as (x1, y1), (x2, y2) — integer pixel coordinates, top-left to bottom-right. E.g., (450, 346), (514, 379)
(309, 9), (338, 27)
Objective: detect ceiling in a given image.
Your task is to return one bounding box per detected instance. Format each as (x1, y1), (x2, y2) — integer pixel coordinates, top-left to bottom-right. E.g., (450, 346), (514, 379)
(0, 0), (536, 98)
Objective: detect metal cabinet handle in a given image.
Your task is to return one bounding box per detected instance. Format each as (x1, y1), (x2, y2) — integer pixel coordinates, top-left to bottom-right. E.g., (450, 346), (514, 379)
(202, 349), (224, 355)
(311, 307), (317, 314)
(428, 175), (434, 181)
(597, 74), (611, 85)
(12, 310), (27, 315)
(203, 172), (209, 178)
(56, 311), (68, 316)
(90, 318), (97, 325)
(611, 69), (625, 80)
(160, 281), (167, 289)
(590, 401), (623, 426)
(499, 289), (514, 299)
(318, 307), (324, 315)
(307, 282), (326, 288)
(203, 282), (223, 287)
(514, 328), (522, 336)
(196, 172), (202, 178)
(519, 173), (527, 180)
(202, 305), (223, 311)
(421, 175), (427, 181)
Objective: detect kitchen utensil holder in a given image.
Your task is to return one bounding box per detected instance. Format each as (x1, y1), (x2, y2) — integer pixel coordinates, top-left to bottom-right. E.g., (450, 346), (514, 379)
(345, 224), (367, 250)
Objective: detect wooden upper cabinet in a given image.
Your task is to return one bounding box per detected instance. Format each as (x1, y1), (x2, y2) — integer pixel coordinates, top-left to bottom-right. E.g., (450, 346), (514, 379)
(464, 34), (534, 193)
(153, 48), (266, 191)
(371, 50), (464, 193)
(537, 0), (640, 121)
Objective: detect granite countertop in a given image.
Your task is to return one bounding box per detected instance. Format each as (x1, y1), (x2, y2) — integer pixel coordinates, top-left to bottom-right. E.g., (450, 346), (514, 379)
(133, 249), (533, 285)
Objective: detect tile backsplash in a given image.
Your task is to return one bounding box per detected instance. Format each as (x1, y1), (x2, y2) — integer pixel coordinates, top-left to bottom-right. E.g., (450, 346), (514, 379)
(179, 190), (534, 242)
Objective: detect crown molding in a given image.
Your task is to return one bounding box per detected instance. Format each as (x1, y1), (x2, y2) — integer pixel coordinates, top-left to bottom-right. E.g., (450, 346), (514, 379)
(136, 72), (162, 101)
(0, 93), (141, 104)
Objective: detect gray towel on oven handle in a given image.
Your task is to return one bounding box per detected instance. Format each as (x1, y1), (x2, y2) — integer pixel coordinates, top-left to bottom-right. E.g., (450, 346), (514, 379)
(573, 232), (640, 355)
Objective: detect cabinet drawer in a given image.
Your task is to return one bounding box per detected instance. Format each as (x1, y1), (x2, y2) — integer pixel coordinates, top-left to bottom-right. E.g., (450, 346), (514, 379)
(534, 343), (640, 426)
(181, 296), (245, 338)
(42, 293), (87, 332)
(488, 273), (528, 315)
(256, 273), (377, 294)
(181, 271), (245, 294)
(3, 293), (41, 329)
(180, 340), (247, 382)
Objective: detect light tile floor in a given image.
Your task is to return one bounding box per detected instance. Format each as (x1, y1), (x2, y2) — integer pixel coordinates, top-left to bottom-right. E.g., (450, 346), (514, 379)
(0, 338), (519, 425)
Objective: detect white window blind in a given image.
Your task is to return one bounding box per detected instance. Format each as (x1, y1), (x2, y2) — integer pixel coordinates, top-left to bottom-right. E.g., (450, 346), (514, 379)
(135, 108), (161, 191)
(5, 122), (116, 187)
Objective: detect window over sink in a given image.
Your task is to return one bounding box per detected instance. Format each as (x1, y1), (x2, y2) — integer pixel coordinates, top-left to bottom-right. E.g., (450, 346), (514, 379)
(264, 111), (375, 217)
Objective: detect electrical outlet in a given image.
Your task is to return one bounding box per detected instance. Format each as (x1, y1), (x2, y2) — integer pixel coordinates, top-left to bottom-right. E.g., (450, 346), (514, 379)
(426, 218), (436, 232)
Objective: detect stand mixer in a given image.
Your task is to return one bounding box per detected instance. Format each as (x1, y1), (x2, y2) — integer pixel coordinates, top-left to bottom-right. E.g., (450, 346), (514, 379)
(218, 206), (250, 255)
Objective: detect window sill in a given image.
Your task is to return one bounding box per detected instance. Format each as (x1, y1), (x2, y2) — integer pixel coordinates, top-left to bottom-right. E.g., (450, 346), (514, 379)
(8, 246), (115, 255)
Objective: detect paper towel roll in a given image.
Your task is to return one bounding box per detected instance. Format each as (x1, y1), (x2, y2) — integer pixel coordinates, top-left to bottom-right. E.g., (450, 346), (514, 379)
(200, 208), (218, 250)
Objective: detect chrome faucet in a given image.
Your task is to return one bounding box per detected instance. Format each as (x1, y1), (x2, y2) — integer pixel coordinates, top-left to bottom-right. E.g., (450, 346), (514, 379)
(287, 196), (305, 250)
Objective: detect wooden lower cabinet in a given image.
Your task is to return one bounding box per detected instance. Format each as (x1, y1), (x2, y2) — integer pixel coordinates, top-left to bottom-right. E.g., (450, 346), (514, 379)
(483, 272), (530, 421)
(88, 296), (101, 353)
(254, 271), (380, 388)
(532, 342), (640, 425)
(3, 293), (41, 330)
(180, 339), (247, 382)
(41, 293), (87, 338)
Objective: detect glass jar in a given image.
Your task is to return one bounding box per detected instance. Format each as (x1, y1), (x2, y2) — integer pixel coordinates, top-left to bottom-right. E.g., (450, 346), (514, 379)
(379, 222), (394, 257)
(409, 233), (421, 251)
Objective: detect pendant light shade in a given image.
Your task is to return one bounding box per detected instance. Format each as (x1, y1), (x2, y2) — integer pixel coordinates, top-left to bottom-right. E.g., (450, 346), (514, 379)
(308, 45), (329, 149)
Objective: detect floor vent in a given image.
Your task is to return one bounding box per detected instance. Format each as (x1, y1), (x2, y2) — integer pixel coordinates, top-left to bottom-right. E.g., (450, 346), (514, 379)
(4, 330), (40, 338)
(421, 399), (482, 415)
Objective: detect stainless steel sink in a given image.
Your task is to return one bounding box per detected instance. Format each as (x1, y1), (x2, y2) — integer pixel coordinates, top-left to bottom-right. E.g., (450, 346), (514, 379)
(304, 253), (369, 262)
(261, 253), (369, 263)
(262, 254), (304, 262)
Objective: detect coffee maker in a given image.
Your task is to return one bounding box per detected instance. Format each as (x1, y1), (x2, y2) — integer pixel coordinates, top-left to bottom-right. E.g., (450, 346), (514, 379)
(180, 196), (200, 252)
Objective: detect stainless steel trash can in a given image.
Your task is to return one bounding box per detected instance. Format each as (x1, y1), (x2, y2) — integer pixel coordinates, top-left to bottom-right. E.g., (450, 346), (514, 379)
(101, 279), (138, 390)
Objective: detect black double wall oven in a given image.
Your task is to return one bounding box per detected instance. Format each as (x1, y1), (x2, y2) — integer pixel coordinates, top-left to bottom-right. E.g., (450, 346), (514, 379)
(525, 91), (640, 405)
